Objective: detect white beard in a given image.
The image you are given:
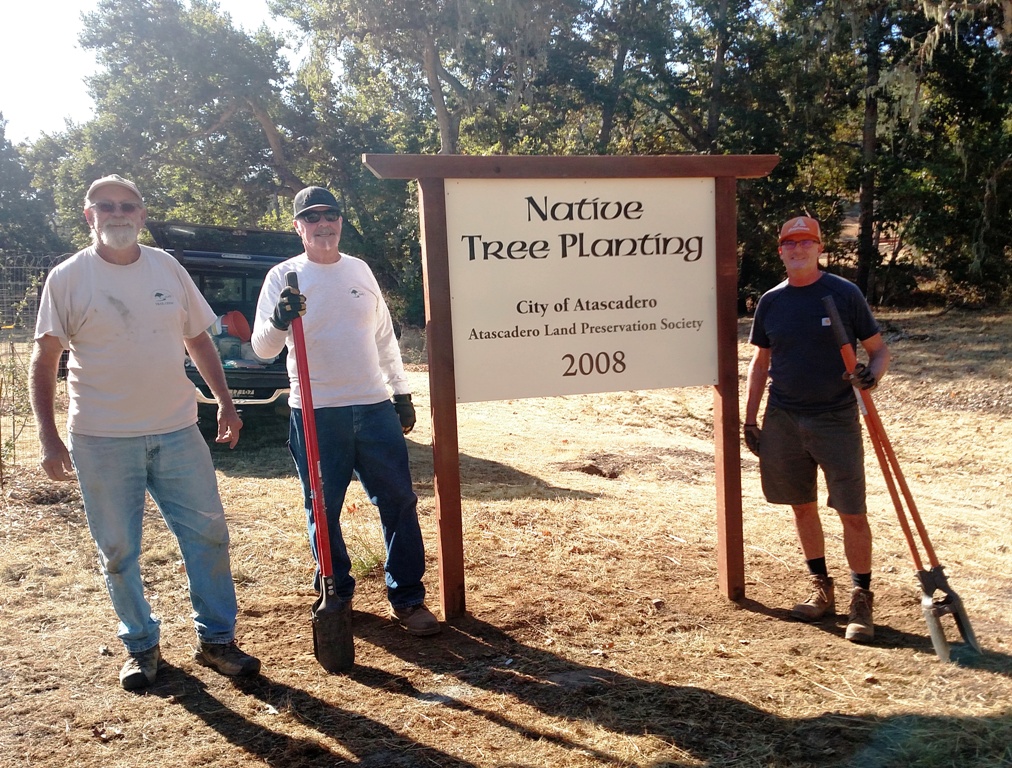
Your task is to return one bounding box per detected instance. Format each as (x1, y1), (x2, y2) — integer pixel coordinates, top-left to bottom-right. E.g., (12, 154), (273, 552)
(96, 221), (140, 250)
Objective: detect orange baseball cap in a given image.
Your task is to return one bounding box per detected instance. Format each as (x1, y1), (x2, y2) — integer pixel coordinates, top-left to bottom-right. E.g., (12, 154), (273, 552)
(779, 216), (822, 243)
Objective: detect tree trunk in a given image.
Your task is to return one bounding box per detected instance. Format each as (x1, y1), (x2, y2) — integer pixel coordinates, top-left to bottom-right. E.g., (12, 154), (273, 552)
(422, 38), (458, 155)
(246, 98), (305, 195)
(856, 5), (887, 296)
(596, 40), (629, 154)
(706, 0), (730, 152)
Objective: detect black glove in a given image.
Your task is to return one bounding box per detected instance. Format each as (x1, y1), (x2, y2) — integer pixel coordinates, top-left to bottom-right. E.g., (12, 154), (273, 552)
(844, 362), (876, 391)
(270, 286), (306, 330)
(743, 423), (761, 456)
(393, 394), (416, 434)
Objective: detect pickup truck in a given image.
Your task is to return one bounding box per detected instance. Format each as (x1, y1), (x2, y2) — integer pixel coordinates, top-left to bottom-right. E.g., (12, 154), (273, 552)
(146, 221), (301, 415)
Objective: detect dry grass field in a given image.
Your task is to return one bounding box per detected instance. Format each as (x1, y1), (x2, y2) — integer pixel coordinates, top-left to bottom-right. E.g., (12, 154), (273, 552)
(1, 310), (1011, 768)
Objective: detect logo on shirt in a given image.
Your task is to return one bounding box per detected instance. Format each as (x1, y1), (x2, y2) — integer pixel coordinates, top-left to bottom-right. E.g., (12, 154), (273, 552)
(349, 288), (364, 299)
(152, 289), (175, 306)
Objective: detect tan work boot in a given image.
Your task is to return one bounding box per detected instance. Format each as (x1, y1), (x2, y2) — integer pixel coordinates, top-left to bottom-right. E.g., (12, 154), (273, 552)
(845, 587), (875, 643)
(790, 574), (836, 621)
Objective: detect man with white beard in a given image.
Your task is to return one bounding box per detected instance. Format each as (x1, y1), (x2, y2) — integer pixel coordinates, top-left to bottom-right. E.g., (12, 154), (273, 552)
(29, 175), (261, 690)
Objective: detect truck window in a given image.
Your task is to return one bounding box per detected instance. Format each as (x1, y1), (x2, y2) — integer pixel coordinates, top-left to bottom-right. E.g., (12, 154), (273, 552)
(202, 276), (244, 305)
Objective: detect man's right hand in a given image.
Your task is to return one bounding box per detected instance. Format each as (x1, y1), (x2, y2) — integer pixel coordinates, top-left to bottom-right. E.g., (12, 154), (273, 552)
(40, 437), (76, 481)
(270, 286), (307, 330)
(743, 424), (761, 456)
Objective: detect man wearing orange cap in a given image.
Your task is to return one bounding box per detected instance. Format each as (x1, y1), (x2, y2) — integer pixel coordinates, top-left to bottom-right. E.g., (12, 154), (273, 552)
(744, 216), (891, 643)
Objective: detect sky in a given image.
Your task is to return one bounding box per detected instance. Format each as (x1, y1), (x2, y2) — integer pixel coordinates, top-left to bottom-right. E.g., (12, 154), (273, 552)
(0, 0), (299, 145)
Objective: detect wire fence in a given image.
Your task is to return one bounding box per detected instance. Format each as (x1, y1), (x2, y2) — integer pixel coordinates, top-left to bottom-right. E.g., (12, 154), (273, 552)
(1, 252), (67, 483)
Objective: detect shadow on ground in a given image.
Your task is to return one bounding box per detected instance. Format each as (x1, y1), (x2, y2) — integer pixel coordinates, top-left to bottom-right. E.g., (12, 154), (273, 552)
(352, 612), (1012, 766)
(168, 606), (1012, 767)
(203, 411), (595, 501)
(149, 663), (478, 767)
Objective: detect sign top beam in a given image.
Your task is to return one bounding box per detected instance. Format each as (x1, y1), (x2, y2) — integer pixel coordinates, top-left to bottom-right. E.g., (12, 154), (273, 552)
(363, 153), (779, 180)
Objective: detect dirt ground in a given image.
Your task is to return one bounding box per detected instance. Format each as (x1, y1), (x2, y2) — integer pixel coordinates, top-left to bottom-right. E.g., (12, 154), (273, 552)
(1, 310), (1011, 767)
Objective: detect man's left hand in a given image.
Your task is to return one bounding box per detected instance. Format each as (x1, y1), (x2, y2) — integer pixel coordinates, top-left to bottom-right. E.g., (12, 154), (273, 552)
(393, 394), (416, 434)
(845, 363), (877, 391)
(216, 404), (243, 448)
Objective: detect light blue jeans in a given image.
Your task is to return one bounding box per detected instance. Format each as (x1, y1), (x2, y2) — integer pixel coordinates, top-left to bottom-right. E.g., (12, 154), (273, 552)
(69, 426), (238, 654)
(289, 400), (426, 609)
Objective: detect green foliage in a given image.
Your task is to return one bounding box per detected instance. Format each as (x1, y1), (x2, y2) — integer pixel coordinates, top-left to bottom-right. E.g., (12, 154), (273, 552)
(891, 21), (1012, 304)
(0, 118), (70, 255)
(77, 0), (300, 216)
(11, 0), (1012, 317)
(0, 335), (36, 465)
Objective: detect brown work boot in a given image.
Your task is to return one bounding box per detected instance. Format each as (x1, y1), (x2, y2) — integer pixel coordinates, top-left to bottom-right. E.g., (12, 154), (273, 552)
(790, 574), (836, 621)
(390, 603), (442, 636)
(845, 587), (875, 643)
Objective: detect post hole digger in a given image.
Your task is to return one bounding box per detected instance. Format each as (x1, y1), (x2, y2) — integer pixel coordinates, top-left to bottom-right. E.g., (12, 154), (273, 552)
(287, 271), (355, 672)
(822, 296), (981, 662)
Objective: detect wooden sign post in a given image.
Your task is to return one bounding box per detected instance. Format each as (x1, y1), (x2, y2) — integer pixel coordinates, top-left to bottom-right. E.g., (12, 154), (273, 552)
(363, 154), (779, 618)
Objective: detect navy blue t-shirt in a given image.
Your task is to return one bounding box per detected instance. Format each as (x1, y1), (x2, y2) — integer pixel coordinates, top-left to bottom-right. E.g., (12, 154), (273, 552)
(749, 272), (880, 413)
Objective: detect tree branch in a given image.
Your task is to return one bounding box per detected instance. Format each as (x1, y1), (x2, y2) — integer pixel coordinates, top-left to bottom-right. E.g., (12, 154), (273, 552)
(245, 97), (305, 194)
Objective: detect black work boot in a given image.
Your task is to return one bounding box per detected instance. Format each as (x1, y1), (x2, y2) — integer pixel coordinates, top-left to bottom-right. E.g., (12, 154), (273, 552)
(193, 640), (261, 676)
(120, 644), (161, 690)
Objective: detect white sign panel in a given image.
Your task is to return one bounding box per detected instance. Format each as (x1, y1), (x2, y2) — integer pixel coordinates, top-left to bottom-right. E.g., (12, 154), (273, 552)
(444, 177), (717, 403)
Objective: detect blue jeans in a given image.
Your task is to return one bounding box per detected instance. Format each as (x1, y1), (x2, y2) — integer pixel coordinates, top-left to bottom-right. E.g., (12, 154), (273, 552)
(69, 426), (238, 653)
(289, 400), (426, 609)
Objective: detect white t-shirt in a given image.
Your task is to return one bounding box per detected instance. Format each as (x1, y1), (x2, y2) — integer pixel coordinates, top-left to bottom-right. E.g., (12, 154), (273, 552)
(35, 245), (216, 437)
(251, 253), (408, 409)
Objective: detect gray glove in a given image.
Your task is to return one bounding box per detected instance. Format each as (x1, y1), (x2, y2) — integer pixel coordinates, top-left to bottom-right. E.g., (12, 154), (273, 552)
(743, 424), (761, 456)
(393, 394), (416, 434)
(270, 286), (306, 330)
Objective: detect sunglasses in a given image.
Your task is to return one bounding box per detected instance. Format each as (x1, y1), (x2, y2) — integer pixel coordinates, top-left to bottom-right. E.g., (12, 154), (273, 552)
(780, 239), (819, 250)
(89, 201), (143, 214)
(299, 210), (340, 223)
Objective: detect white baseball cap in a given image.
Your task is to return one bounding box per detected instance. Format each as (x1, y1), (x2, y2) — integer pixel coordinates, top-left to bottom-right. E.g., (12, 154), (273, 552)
(85, 174), (144, 204)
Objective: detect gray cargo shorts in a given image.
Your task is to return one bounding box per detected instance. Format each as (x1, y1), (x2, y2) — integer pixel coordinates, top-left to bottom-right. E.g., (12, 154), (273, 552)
(758, 405), (867, 515)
